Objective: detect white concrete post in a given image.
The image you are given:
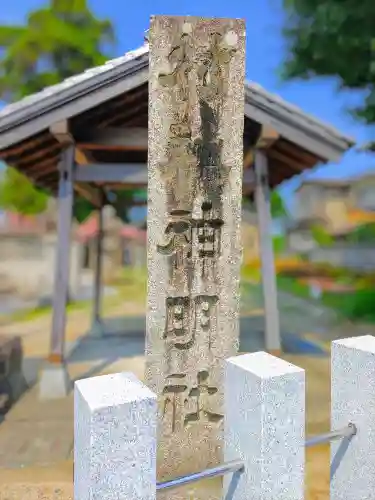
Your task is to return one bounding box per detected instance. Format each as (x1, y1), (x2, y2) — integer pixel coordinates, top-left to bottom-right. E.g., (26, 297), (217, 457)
(74, 372), (157, 500)
(224, 352), (305, 500)
(331, 335), (375, 500)
(254, 150), (281, 352)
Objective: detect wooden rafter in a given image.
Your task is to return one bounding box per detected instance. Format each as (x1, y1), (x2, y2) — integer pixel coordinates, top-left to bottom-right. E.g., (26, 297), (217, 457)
(33, 163), (57, 180)
(255, 125), (280, 150)
(74, 183), (103, 208)
(25, 156), (59, 174)
(268, 147), (305, 172)
(74, 85), (147, 128)
(17, 142), (61, 166)
(0, 132), (51, 160)
(97, 102), (148, 129)
(277, 139), (319, 165)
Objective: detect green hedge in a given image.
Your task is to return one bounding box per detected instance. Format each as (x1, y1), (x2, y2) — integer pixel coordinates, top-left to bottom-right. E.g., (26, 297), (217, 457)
(277, 276), (375, 323)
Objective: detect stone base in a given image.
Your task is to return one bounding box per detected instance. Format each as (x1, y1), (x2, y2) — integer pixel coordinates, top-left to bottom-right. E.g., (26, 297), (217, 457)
(39, 362), (71, 400)
(157, 425), (223, 500)
(7, 370), (28, 402)
(0, 335), (27, 414)
(268, 349), (283, 357)
(89, 319), (104, 337)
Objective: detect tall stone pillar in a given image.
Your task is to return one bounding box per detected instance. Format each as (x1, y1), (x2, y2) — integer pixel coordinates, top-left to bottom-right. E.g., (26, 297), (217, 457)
(146, 15), (245, 488)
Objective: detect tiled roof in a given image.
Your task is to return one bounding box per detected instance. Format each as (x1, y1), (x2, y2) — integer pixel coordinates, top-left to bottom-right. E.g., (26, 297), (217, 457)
(0, 212), (48, 234)
(121, 224), (147, 243)
(244, 82), (353, 146)
(76, 212), (146, 243)
(0, 42), (354, 163)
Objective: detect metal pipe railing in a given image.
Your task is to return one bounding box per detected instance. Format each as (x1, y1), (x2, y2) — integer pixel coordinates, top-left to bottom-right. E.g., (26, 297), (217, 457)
(156, 459), (244, 491)
(305, 423), (357, 448)
(156, 423), (357, 492)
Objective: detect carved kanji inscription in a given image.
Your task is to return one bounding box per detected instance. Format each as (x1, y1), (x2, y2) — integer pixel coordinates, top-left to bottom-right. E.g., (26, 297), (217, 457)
(147, 16), (245, 480)
(164, 296), (194, 349)
(162, 371), (223, 435)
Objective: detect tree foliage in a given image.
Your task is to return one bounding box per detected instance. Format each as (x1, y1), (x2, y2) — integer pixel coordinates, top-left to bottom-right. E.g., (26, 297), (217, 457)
(311, 224), (334, 246)
(281, 0), (375, 126)
(272, 234), (287, 254)
(0, 167), (49, 215)
(243, 190), (288, 219)
(270, 190), (288, 219)
(0, 0), (114, 102)
(347, 222), (375, 243)
(0, 0), (115, 217)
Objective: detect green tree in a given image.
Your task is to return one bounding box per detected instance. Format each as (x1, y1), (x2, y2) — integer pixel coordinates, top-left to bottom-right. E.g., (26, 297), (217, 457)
(0, 0), (115, 217)
(0, 0), (114, 101)
(311, 224), (334, 246)
(0, 167), (48, 215)
(347, 222), (375, 243)
(272, 234), (287, 254)
(270, 190), (288, 219)
(243, 190), (288, 219)
(281, 0), (375, 131)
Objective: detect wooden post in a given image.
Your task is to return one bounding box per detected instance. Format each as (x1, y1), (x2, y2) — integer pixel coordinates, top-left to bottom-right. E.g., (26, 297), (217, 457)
(254, 148), (281, 353)
(91, 200), (104, 336)
(39, 145), (74, 399)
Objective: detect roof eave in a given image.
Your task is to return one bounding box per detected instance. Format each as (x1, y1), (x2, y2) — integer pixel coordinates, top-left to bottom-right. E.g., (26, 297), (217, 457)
(244, 83), (355, 163)
(0, 47), (355, 163)
(0, 54), (149, 150)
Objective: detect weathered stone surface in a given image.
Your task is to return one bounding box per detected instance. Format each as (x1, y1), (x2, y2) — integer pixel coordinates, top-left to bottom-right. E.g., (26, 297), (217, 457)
(146, 15), (245, 484)
(224, 352), (305, 500)
(74, 372), (157, 500)
(0, 335), (27, 412)
(331, 336), (375, 500)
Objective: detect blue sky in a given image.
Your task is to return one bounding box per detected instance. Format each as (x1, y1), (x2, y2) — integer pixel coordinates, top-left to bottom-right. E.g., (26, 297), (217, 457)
(2, 0), (375, 214)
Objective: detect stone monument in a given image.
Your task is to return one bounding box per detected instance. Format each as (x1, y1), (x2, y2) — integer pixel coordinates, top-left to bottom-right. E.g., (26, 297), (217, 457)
(146, 14), (245, 488)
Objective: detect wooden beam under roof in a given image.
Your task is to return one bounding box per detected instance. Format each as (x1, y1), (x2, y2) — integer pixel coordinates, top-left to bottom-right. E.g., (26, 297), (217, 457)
(74, 183), (103, 208)
(74, 163), (147, 183)
(74, 162), (257, 187)
(76, 127), (148, 152)
(50, 120), (74, 145)
(75, 146), (95, 165)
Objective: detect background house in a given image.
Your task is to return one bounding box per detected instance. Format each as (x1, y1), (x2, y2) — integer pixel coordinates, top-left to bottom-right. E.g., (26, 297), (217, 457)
(0, 205), (81, 303)
(0, 202), (147, 310)
(0, 197), (265, 307)
(288, 174), (375, 253)
(77, 206), (147, 277)
(351, 173), (375, 212)
(287, 172), (375, 270)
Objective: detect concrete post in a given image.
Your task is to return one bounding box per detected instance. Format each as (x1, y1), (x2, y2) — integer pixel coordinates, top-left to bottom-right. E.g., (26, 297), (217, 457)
(331, 335), (375, 500)
(74, 372), (157, 500)
(224, 351), (305, 500)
